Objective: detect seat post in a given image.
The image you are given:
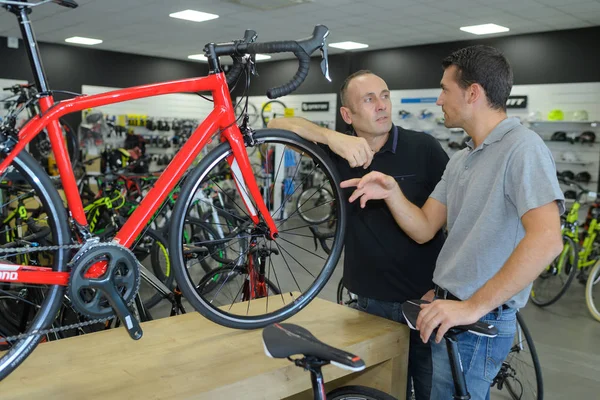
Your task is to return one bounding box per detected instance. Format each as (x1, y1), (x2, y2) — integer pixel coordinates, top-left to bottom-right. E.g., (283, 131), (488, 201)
(308, 364), (326, 400)
(445, 334), (471, 400)
(295, 356), (328, 400)
(8, 4), (51, 93)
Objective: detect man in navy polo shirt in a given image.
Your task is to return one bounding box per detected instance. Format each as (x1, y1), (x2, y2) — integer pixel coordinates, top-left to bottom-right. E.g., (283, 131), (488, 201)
(269, 70), (449, 400)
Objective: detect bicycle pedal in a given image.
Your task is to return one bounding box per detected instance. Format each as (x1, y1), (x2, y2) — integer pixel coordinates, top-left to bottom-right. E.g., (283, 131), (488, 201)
(88, 281), (143, 340)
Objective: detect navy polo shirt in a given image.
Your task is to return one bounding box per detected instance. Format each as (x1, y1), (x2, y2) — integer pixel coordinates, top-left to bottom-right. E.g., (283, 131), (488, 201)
(322, 125), (449, 302)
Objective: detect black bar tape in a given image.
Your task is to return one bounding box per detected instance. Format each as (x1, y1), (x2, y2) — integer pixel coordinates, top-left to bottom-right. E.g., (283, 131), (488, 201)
(225, 59), (245, 88)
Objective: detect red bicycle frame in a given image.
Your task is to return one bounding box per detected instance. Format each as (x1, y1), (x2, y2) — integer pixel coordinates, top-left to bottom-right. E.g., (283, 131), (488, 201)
(0, 72), (278, 286)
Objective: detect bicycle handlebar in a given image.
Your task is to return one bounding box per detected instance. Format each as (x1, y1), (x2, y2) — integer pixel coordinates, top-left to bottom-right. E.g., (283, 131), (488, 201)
(2, 83), (35, 94)
(214, 25), (330, 99)
(559, 176), (598, 202)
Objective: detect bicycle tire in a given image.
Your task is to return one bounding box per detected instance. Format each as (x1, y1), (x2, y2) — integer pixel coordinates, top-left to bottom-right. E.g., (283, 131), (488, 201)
(169, 129), (345, 329)
(336, 277), (358, 308)
(530, 235), (578, 307)
(0, 150), (70, 381)
(135, 229), (173, 310)
(585, 259), (600, 322)
(260, 100), (287, 128)
(327, 385), (397, 400)
(494, 312), (543, 400)
(30, 118), (80, 169)
(296, 186), (334, 224)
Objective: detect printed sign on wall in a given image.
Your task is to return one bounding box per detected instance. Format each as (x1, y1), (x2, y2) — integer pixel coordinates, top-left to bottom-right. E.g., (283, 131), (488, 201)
(506, 95), (528, 109)
(301, 102), (330, 112)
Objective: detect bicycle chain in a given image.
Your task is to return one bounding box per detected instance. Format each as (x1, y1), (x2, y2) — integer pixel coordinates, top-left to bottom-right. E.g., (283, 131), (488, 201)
(1, 315), (116, 342)
(0, 243), (83, 255)
(0, 242), (116, 343)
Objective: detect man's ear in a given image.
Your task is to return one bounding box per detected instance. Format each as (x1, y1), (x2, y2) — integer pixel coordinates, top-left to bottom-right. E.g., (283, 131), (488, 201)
(467, 83), (484, 105)
(340, 106), (353, 125)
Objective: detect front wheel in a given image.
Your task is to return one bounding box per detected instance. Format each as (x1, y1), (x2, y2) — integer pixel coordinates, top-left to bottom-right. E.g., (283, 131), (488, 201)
(327, 385), (397, 400)
(169, 129), (345, 329)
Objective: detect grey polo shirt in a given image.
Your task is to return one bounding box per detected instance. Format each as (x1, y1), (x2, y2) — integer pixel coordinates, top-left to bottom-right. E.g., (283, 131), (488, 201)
(430, 117), (565, 309)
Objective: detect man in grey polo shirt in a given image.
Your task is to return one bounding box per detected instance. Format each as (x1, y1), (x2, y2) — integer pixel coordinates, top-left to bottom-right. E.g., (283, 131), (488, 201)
(341, 45), (564, 398)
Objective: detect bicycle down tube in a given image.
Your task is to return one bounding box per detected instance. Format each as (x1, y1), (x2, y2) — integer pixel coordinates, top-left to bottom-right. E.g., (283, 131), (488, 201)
(0, 73), (278, 285)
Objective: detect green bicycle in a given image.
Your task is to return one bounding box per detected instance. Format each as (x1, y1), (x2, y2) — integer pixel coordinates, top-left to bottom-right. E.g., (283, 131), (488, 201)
(530, 178), (600, 307)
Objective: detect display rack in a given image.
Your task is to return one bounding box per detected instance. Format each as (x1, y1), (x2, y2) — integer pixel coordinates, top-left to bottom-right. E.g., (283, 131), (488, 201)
(527, 121), (600, 194)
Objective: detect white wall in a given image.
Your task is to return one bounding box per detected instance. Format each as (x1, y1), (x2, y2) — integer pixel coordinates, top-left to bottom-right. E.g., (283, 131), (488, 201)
(245, 93), (337, 130)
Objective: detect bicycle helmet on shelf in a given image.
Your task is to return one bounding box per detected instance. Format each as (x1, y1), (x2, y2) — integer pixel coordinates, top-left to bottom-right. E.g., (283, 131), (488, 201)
(548, 109), (564, 121)
(559, 170), (575, 180)
(578, 131), (596, 144)
(572, 110), (589, 121)
(551, 131), (568, 142)
(527, 111), (543, 122)
(575, 171), (592, 184)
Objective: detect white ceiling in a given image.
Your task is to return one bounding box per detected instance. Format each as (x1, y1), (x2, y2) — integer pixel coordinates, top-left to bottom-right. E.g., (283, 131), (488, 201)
(0, 0), (599, 62)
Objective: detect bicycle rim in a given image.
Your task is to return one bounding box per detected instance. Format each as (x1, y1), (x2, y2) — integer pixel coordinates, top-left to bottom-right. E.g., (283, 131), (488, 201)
(169, 129), (345, 329)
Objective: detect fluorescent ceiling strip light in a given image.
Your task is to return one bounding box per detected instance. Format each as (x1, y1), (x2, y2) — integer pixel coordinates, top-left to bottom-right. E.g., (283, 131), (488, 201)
(459, 23), (509, 35)
(169, 10), (219, 22)
(188, 54), (271, 61)
(65, 36), (102, 45)
(188, 54), (208, 61)
(328, 41), (369, 50)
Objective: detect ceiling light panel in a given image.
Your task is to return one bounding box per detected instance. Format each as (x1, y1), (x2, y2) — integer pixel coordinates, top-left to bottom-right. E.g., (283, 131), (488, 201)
(459, 23), (509, 35)
(169, 10), (219, 22)
(65, 36), (103, 45)
(329, 41), (369, 50)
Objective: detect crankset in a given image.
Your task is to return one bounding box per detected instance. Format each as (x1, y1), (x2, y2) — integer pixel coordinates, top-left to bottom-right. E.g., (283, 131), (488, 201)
(68, 242), (143, 340)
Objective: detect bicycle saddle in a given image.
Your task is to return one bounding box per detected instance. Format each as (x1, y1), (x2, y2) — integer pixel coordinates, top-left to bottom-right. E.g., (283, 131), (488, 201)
(401, 300), (498, 338)
(262, 323), (365, 372)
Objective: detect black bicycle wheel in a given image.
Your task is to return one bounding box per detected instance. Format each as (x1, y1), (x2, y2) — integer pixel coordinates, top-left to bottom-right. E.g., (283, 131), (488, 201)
(336, 277), (358, 308)
(184, 217), (243, 273)
(530, 235), (578, 307)
(0, 151), (70, 381)
(169, 129), (345, 329)
(327, 385), (398, 400)
(133, 229), (173, 310)
(492, 312), (543, 400)
(260, 100), (287, 128)
(297, 186), (334, 224)
(30, 118), (80, 170)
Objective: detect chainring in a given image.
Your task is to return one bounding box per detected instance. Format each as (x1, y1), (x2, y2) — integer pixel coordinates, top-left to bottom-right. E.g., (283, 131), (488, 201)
(67, 243), (140, 319)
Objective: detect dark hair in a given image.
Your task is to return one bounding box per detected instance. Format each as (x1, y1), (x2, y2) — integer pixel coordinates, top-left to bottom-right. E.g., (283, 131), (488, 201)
(340, 70), (373, 107)
(442, 45), (513, 111)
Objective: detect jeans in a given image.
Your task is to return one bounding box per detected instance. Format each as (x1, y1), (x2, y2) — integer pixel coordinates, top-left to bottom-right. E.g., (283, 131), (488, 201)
(354, 296), (432, 400)
(429, 306), (517, 400)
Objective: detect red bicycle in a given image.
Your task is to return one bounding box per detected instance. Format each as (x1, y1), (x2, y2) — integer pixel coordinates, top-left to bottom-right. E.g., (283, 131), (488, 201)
(0, 0), (345, 380)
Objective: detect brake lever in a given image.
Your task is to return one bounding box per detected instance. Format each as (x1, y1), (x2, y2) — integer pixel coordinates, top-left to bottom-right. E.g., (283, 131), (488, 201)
(319, 31), (332, 82)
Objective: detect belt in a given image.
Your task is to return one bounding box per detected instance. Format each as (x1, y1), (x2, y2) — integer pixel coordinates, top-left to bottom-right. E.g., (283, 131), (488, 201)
(433, 285), (511, 310)
(433, 285), (461, 301)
